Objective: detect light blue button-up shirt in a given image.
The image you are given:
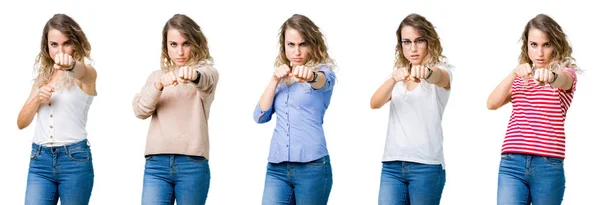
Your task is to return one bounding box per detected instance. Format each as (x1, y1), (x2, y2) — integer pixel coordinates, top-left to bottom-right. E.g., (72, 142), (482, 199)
(254, 66), (336, 163)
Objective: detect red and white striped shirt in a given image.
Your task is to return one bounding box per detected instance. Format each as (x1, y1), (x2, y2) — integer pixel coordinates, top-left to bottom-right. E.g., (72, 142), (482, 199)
(501, 68), (577, 159)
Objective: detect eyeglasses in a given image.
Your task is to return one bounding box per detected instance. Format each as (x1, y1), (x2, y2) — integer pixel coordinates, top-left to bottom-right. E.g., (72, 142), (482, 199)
(401, 38), (427, 48)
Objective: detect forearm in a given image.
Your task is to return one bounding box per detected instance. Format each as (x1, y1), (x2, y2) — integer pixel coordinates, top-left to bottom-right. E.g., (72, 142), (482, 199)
(487, 72), (515, 110)
(309, 71), (326, 89)
(550, 70), (574, 90)
(17, 98), (40, 129)
(259, 78), (279, 111)
(371, 78), (397, 109)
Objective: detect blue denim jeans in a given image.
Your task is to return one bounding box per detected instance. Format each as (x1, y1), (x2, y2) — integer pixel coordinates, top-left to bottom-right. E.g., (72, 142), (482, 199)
(378, 161), (445, 205)
(497, 153), (565, 205)
(141, 154), (211, 205)
(262, 155), (333, 205)
(25, 139), (94, 205)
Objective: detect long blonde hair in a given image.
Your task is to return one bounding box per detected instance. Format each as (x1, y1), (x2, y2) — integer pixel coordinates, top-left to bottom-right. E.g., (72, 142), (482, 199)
(394, 13), (447, 71)
(161, 14), (212, 71)
(33, 14), (91, 89)
(519, 14), (580, 73)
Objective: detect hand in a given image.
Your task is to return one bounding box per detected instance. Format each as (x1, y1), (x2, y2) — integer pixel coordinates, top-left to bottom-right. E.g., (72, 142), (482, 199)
(513, 63), (533, 80)
(273, 64), (292, 81)
(36, 85), (55, 104)
(533, 67), (555, 85)
(156, 71), (179, 90)
(409, 65), (431, 83)
(392, 66), (410, 82)
(178, 66), (198, 83)
(292, 65), (314, 83)
(53, 53), (74, 71)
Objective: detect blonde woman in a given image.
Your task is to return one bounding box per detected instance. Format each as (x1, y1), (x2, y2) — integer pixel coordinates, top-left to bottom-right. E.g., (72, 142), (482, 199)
(370, 13), (452, 205)
(133, 14), (218, 205)
(487, 14), (580, 205)
(17, 14), (97, 205)
(253, 14), (336, 205)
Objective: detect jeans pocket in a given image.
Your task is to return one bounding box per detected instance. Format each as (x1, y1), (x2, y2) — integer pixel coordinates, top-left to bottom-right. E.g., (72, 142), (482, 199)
(30, 149), (39, 160)
(501, 153), (512, 160)
(187, 155), (208, 163)
(308, 156), (328, 166)
(543, 157), (564, 165)
(145, 155), (155, 161)
(68, 149), (91, 162)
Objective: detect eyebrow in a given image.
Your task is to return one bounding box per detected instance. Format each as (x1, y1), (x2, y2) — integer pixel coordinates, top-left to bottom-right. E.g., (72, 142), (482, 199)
(286, 41), (306, 44)
(529, 41), (550, 44)
(402, 37), (424, 41)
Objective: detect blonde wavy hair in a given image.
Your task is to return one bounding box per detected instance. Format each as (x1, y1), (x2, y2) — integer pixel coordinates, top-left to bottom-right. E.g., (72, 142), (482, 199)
(519, 14), (580, 73)
(161, 14), (212, 71)
(275, 14), (335, 73)
(33, 14), (91, 90)
(394, 13), (447, 71)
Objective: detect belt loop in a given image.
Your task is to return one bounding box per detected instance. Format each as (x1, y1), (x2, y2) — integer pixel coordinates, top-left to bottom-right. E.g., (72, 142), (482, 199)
(63, 144), (69, 155)
(36, 144), (42, 156)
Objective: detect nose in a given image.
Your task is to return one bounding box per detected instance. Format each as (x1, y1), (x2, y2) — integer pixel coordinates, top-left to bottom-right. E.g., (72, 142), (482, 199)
(177, 46), (184, 56)
(536, 47), (544, 58)
(293, 46), (300, 56)
(410, 42), (418, 52)
(58, 46), (65, 54)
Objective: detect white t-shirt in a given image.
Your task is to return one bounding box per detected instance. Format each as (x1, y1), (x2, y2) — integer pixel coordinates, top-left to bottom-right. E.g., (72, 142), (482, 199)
(382, 66), (453, 169)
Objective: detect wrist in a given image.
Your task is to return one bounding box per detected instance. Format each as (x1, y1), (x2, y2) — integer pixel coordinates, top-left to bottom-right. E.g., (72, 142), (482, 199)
(192, 70), (201, 84)
(424, 67), (433, 80)
(307, 71), (318, 83)
(549, 71), (558, 84)
(66, 61), (76, 72)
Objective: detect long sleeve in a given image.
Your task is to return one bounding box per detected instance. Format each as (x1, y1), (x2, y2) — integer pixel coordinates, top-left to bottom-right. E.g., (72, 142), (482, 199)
(133, 71), (162, 119)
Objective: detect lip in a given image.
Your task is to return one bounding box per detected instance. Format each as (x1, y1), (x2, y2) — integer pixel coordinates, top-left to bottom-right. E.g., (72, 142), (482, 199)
(175, 58), (186, 62)
(292, 58), (303, 62)
(410, 55), (420, 59)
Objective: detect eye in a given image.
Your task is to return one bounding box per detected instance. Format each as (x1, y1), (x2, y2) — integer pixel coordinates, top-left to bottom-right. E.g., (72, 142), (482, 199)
(402, 40), (411, 45)
(287, 42), (294, 47)
(170, 42), (177, 47)
(299, 42), (307, 47)
(415, 39), (426, 44)
(530, 42), (537, 47)
(542, 43), (551, 48)
(183, 42), (190, 46)
(50, 42), (57, 47)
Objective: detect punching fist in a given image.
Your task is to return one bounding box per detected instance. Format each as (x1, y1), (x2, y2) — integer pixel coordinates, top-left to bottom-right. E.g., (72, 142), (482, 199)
(533, 67), (556, 85)
(513, 63), (533, 80)
(392, 66), (410, 82)
(273, 64), (292, 81)
(409, 64), (431, 83)
(36, 85), (55, 104)
(53, 53), (74, 71)
(178, 66), (199, 83)
(292, 65), (315, 83)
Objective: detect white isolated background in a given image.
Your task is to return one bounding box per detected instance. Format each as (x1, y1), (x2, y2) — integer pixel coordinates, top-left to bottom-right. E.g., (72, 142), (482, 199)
(1, 0), (598, 204)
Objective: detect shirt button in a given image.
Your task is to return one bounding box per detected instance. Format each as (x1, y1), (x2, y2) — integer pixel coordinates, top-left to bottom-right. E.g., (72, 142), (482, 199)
(50, 125), (53, 129)
(50, 114), (53, 118)
(50, 135), (54, 139)
(48, 103), (52, 106)
(286, 145), (289, 147)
